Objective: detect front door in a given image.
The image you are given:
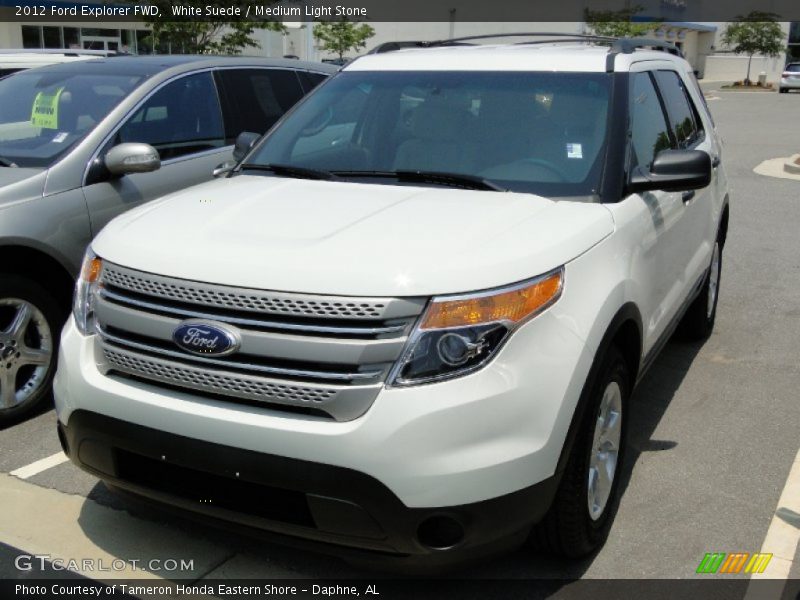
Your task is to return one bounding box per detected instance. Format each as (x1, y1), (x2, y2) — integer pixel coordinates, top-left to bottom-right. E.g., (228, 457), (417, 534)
(82, 71), (232, 235)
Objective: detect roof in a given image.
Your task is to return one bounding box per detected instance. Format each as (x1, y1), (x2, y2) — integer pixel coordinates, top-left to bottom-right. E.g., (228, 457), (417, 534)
(27, 55), (337, 78)
(346, 43), (686, 73)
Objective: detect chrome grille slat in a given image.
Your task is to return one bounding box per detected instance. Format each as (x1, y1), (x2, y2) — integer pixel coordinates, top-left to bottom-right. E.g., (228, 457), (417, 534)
(95, 299), (408, 365)
(101, 347), (382, 421)
(98, 288), (408, 336)
(97, 326), (382, 382)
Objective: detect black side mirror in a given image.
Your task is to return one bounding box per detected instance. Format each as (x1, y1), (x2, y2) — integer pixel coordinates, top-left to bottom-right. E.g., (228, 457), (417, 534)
(232, 131), (260, 162)
(628, 149), (712, 194)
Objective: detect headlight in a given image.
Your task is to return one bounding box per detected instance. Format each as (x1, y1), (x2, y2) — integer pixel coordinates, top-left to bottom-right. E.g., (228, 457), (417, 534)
(388, 268), (564, 386)
(73, 250), (104, 335)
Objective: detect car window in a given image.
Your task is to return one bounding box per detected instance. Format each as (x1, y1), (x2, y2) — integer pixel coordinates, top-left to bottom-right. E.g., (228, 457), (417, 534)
(116, 72), (224, 161)
(249, 71), (612, 197)
(215, 69), (305, 142)
(653, 70), (703, 149)
(629, 72), (672, 172)
(686, 71), (714, 127)
(785, 64), (800, 72)
(0, 70), (144, 168)
(297, 71), (329, 93)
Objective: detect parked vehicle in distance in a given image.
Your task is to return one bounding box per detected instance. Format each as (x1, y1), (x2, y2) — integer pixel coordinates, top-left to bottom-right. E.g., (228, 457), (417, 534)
(55, 36), (729, 568)
(0, 49), (114, 78)
(0, 55), (336, 422)
(779, 63), (800, 93)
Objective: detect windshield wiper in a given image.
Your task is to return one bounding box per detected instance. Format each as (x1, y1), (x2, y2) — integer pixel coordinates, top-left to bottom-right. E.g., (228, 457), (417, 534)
(239, 163), (339, 181)
(334, 170), (506, 192)
(0, 157), (18, 168)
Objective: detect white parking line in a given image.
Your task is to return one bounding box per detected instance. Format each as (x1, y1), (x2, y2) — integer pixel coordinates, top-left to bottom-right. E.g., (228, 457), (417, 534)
(744, 448), (800, 599)
(9, 452), (69, 480)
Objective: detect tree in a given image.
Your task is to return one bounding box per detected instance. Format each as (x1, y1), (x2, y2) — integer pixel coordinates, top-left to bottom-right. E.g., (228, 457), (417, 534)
(584, 5), (654, 38)
(722, 12), (785, 84)
(135, 1), (284, 55)
(312, 19), (375, 61)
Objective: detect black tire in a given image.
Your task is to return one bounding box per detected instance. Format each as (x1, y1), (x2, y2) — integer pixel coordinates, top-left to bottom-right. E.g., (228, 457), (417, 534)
(677, 239), (722, 341)
(779, 88), (787, 93)
(0, 274), (65, 424)
(529, 346), (630, 557)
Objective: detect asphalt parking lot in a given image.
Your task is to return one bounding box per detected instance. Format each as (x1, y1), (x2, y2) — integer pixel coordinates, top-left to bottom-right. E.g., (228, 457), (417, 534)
(1, 84), (799, 592)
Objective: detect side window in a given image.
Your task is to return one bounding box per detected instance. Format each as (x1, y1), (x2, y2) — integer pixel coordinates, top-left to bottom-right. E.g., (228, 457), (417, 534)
(687, 70), (714, 127)
(629, 72), (672, 171)
(653, 70), (703, 149)
(297, 71), (329, 93)
(215, 69), (305, 142)
(117, 72), (224, 161)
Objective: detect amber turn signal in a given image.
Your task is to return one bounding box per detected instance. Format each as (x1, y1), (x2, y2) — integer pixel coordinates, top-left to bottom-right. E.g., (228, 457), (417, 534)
(80, 256), (103, 283)
(420, 270), (563, 330)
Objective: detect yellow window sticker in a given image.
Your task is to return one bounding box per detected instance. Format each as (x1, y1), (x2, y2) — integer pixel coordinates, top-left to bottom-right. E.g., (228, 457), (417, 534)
(31, 87), (65, 129)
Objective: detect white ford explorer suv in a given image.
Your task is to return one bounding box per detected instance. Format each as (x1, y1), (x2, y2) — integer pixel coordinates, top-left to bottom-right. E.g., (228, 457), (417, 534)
(54, 36), (729, 568)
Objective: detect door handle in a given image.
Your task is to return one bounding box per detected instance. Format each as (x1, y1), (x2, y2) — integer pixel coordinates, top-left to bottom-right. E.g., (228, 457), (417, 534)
(711, 155), (720, 168)
(682, 190), (696, 204)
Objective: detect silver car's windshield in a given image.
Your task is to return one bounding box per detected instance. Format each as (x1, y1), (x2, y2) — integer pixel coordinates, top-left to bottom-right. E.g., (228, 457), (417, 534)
(0, 70), (144, 168)
(247, 71), (612, 196)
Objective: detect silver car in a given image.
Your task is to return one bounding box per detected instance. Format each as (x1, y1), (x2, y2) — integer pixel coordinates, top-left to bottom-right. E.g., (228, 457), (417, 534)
(779, 62), (800, 93)
(0, 55), (336, 422)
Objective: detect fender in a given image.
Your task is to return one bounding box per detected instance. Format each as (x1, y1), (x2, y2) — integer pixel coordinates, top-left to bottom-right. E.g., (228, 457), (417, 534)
(554, 302), (643, 476)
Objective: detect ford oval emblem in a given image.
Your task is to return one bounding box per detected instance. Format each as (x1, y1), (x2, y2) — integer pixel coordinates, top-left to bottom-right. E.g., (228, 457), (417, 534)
(172, 322), (240, 357)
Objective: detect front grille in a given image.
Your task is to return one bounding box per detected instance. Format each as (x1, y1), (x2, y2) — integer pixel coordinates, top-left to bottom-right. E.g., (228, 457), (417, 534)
(95, 263), (426, 421)
(102, 266), (399, 320)
(104, 348), (337, 403)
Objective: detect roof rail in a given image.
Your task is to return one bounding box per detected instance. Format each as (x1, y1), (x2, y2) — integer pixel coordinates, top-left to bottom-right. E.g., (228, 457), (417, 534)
(366, 32), (685, 76)
(369, 32), (623, 53)
(368, 40), (472, 54)
(368, 32), (684, 61)
(610, 38), (683, 57)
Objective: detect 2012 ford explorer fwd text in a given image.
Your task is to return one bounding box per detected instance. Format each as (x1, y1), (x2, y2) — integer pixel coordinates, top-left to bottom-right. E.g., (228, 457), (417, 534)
(0, 56), (335, 423)
(54, 39), (729, 568)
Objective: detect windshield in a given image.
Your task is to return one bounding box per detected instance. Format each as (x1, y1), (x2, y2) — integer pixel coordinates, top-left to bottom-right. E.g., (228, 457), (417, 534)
(0, 70), (145, 168)
(248, 70), (612, 196)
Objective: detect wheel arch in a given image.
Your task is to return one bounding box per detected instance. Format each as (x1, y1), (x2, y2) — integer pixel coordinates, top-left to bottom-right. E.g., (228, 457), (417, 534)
(554, 302), (642, 476)
(0, 243), (76, 311)
(719, 197), (730, 248)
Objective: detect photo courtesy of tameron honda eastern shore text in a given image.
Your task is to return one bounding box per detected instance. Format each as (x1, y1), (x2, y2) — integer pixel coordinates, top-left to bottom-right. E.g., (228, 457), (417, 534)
(54, 35), (730, 568)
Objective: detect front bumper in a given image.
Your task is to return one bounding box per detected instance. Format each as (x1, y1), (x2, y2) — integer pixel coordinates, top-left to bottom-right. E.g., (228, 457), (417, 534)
(58, 410), (556, 562)
(55, 306), (590, 560)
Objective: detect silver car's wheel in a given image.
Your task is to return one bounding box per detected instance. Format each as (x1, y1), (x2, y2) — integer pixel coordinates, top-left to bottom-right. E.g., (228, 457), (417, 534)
(587, 381), (623, 521)
(0, 298), (53, 410)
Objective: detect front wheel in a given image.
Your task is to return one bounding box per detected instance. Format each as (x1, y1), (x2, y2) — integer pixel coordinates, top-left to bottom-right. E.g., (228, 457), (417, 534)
(0, 275), (63, 424)
(529, 346), (629, 557)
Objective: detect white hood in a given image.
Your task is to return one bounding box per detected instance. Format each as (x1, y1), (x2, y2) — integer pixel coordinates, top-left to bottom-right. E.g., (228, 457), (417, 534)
(93, 176), (614, 297)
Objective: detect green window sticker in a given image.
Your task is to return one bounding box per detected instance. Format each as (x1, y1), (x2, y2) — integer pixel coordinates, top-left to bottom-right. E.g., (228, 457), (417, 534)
(31, 87), (65, 129)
